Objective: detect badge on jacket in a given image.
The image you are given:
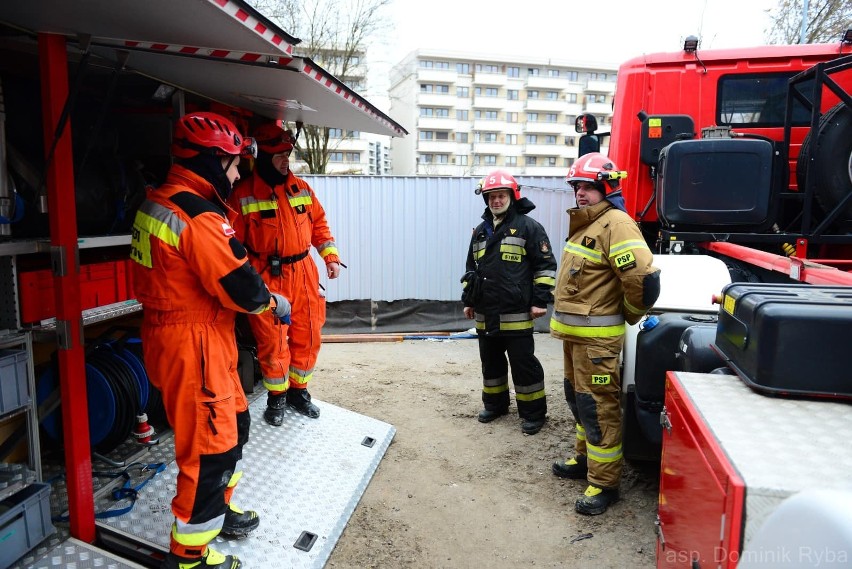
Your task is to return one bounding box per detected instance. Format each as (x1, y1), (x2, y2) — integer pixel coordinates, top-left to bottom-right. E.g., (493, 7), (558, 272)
(540, 241), (550, 254)
(614, 251), (637, 271)
(583, 237), (596, 249)
(222, 223), (236, 237)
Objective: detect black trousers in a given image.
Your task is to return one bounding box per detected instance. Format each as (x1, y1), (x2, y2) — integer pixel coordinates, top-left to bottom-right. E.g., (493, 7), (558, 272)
(479, 334), (547, 421)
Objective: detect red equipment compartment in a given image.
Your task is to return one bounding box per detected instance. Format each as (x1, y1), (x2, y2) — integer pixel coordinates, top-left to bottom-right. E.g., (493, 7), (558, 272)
(18, 260), (131, 324)
(657, 371), (745, 568)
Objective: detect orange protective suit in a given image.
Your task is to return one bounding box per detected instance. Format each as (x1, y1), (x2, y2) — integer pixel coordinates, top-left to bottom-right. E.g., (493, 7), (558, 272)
(130, 165), (272, 558)
(228, 171), (339, 395)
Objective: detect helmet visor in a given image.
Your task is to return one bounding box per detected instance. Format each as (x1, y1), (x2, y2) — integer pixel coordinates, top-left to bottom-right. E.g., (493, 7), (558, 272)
(241, 137), (258, 159)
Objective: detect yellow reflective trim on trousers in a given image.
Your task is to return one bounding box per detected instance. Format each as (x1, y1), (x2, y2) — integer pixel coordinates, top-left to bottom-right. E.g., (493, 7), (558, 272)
(262, 377), (290, 392)
(500, 320), (534, 331)
(288, 367), (313, 386)
(576, 424), (586, 441)
(288, 195), (313, 207)
(515, 389), (546, 402)
(609, 239), (649, 256)
(171, 518), (224, 547)
(227, 469), (243, 488)
(586, 441), (623, 463)
(549, 318), (625, 337)
(483, 384), (510, 394)
(500, 244), (525, 255)
(534, 276), (556, 286)
(240, 199), (278, 215)
(475, 320), (485, 329)
(564, 242), (602, 263)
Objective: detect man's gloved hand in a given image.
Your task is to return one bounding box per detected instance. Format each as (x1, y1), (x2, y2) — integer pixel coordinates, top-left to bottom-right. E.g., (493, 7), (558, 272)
(271, 292), (291, 325)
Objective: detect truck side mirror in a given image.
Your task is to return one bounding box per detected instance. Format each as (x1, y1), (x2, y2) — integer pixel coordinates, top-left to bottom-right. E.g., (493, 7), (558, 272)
(575, 113), (599, 134)
(578, 134), (600, 157)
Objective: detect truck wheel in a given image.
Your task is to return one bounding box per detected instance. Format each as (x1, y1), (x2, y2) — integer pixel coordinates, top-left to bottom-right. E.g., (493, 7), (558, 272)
(797, 103), (852, 231)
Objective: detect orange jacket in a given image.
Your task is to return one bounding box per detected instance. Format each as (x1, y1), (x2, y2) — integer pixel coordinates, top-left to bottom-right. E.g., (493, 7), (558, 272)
(227, 171), (339, 274)
(130, 164), (271, 316)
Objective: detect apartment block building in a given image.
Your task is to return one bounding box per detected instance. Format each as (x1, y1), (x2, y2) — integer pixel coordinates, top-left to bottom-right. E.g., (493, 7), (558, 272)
(388, 49), (619, 177)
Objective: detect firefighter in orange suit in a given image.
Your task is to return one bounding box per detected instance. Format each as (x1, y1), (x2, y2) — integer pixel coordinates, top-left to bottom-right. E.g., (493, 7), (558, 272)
(130, 112), (291, 569)
(549, 152), (660, 516)
(227, 122), (341, 425)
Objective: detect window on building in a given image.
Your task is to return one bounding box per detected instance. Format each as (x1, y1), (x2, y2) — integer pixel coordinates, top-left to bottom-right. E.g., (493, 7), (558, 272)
(565, 136), (575, 146)
(476, 64), (500, 73)
(420, 108), (434, 117)
(436, 61), (450, 69)
(567, 71), (578, 81)
(435, 108), (449, 117)
(526, 112), (539, 122)
(474, 87), (482, 96)
(506, 112), (518, 123)
(528, 90), (539, 99)
(507, 89), (519, 100)
(484, 110), (498, 120)
(457, 62), (470, 74)
(505, 156), (517, 167)
(436, 154), (449, 163)
(457, 109), (469, 120)
(485, 87), (498, 97)
(483, 132), (498, 143)
(485, 155), (497, 165)
(420, 154), (433, 164)
(589, 72), (598, 80)
(345, 152), (360, 162)
(473, 155), (481, 166)
(526, 156), (537, 166)
(506, 134), (517, 144)
(508, 66), (520, 77)
(457, 132), (469, 143)
(545, 135), (557, 144)
(545, 113), (558, 123)
(548, 69), (560, 77)
(546, 91), (558, 100)
(526, 134), (538, 144)
(328, 128), (344, 138)
(546, 157), (557, 167)
(528, 67), (540, 76)
(419, 131), (434, 140)
(457, 155), (469, 165)
(419, 60), (434, 68)
(436, 131), (450, 141)
(329, 152), (344, 162)
(457, 86), (469, 97)
(567, 93), (578, 103)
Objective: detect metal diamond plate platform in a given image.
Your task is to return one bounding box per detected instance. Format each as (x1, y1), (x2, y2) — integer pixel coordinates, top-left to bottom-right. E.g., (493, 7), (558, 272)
(28, 396), (394, 568)
(25, 538), (148, 569)
(675, 372), (852, 545)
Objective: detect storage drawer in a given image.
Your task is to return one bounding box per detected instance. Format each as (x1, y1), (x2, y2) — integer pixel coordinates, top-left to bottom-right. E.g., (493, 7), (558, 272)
(0, 350), (30, 416)
(0, 482), (55, 568)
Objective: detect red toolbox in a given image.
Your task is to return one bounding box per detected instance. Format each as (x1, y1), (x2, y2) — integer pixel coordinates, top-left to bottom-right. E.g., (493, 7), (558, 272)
(657, 371), (852, 568)
(18, 260), (131, 324)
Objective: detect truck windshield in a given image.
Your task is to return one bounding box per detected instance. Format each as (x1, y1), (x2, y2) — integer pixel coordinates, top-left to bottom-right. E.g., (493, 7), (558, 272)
(717, 72), (813, 127)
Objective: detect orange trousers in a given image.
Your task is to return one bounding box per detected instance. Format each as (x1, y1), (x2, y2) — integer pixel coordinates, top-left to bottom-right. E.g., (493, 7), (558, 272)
(249, 257), (326, 393)
(142, 310), (249, 558)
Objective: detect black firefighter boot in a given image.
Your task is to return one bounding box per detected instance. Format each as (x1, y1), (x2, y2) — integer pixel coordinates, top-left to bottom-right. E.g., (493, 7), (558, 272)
(220, 504), (260, 538)
(287, 388), (320, 418)
(552, 454), (588, 479)
(575, 484), (620, 516)
(263, 391), (287, 426)
(161, 547), (241, 569)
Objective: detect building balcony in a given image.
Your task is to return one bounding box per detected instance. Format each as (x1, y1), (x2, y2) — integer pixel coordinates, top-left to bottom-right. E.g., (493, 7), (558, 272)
(472, 119), (505, 131)
(585, 79), (616, 94)
(525, 75), (565, 90)
(583, 102), (612, 115)
(524, 99), (564, 112)
(523, 144), (571, 157)
(523, 121), (568, 135)
(472, 72), (508, 87)
(417, 92), (458, 107)
(472, 142), (511, 155)
(472, 96), (504, 109)
(416, 140), (459, 153)
(417, 68), (458, 83)
(417, 116), (458, 130)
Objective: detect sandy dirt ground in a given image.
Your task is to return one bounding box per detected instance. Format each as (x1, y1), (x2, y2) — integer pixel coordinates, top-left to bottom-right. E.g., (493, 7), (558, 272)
(308, 332), (660, 569)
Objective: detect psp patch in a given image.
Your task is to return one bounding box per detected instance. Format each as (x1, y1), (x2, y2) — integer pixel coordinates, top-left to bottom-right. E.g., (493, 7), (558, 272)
(591, 374), (611, 385)
(613, 250), (637, 271)
(540, 240), (550, 254)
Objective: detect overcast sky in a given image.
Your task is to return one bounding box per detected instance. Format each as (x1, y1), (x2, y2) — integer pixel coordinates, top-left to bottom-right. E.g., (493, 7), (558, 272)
(365, 0), (779, 107)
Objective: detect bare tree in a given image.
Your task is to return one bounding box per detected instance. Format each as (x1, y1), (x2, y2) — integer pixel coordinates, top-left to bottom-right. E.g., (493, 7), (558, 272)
(766, 0), (851, 44)
(248, 0), (393, 174)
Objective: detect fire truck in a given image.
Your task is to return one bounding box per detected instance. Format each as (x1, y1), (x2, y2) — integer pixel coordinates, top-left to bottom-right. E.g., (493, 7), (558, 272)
(603, 34), (852, 568)
(0, 1), (405, 567)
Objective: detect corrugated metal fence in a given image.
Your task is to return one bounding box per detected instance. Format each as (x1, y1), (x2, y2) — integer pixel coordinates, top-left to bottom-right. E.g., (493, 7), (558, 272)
(301, 176), (575, 302)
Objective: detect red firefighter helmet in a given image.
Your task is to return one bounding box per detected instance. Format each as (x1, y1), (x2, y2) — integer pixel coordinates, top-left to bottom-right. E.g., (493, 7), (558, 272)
(254, 122), (297, 154)
(171, 112), (256, 159)
(565, 152), (627, 194)
(479, 169), (521, 201)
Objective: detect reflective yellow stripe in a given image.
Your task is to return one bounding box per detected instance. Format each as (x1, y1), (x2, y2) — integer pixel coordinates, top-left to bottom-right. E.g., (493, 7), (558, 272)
(227, 469), (243, 488)
(534, 276), (556, 286)
(483, 384), (510, 394)
(623, 298), (645, 315)
(550, 318), (625, 337)
(288, 366), (313, 387)
(474, 249), (485, 260)
(500, 244), (525, 255)
(586, 441), (623, 463)
(289, 195), (313, 207)
(576, 424), (586, 441)
(262, 376), (290, 392)
(516, 389), (546, 402)
(475, 320), (485, 330)
(609, 239), (649, 256)
(500, 320), (534, 331)
(319, 246), (339, 259)
(240, 198), (278, 215)
(171, 518), (223, 547)
(564, 242), (602, 263)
